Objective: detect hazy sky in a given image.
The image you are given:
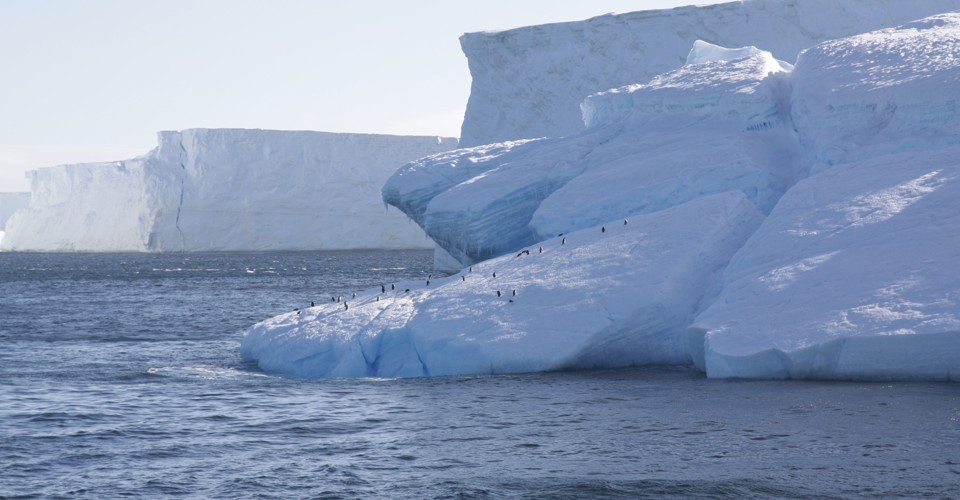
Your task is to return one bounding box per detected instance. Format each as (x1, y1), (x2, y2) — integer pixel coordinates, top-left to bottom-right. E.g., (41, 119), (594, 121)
(0, 0), (720, 192)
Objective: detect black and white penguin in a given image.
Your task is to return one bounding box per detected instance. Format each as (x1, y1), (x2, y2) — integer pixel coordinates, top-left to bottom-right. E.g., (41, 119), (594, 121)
(352, 292), (356, 299)
(601, 226), (605, 233)
(426, 280), (431, 286)
(461, 275), (466, 282)
(512, 289), (516, 296)
(381, 284), (386, 293)
(391, 283), (395, 291)
(338, 296), (341, 303)
(496, 290), (502, 297)
(376, 296), (380, 302)
(493, 271), (497, 278)
(344, 302), (348, 311)
(311, 301), (315, 307)
(562, 237), (566, 245)
(539, 247), (543, 253)
(624, 219), (628, 225)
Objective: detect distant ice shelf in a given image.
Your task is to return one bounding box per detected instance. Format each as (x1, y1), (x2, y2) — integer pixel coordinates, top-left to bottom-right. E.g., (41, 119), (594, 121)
(1, 129), (457, 252)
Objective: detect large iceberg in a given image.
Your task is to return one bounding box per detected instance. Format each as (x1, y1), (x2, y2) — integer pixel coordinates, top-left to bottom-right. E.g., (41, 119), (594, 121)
(245, 12), (960, 380)
(459, 0), (960, 146)
(2, 130), (457, 252)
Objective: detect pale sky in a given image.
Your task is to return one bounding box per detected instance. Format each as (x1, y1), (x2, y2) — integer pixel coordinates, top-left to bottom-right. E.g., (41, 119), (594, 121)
(0, 0), (720, 192)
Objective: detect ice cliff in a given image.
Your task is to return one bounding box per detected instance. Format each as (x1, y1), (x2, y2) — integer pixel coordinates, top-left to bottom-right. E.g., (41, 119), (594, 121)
(0, 192), (30, 245)
(1, 130), (456, 252)
(458, 0), (960, 147)
(245, 12), (960, 381)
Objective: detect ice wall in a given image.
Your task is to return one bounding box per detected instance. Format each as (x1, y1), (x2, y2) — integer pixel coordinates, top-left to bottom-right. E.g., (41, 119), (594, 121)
(1, 130), (457, 252)
(459, 0), (960, 147)
(0, 192), (29, 230)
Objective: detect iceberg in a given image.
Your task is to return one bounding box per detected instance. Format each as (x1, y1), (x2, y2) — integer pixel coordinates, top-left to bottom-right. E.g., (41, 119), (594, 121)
(459, 0), (960, 146)
(1, 129), (457, 252)
(0, 192), (29, 247)
(242, 192), (762, 378)
(245, 11), (960, 381)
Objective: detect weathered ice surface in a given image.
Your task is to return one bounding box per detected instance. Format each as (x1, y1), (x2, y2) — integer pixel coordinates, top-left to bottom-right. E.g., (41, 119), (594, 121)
(1, 130), (456, 251)
(459, 0), (960, 146)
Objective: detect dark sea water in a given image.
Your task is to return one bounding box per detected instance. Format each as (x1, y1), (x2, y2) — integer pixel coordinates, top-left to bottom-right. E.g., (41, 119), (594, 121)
(2, 251), (959, 499)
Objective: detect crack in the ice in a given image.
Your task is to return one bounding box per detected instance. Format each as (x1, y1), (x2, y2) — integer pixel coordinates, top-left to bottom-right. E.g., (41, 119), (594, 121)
(174, 138), (188, 251)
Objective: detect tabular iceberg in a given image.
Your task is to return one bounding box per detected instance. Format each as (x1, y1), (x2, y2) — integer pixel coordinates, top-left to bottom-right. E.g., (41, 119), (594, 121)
(459, 0), (960, 147)
(1, 130), (457, 252)
(245, 12), (960, 381)
(0, 192), (30, 246)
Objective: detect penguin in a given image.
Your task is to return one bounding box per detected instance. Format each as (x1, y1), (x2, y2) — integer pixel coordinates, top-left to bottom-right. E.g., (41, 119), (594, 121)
(469, 266), (473, 273)
(294, 307), (300, 313)
(391, 283), (395, 291)
(405, 288), (411, 293)
(426, 280), (431, 286)
(344, 302), (348, 311)
(539, 247), (543, 253)
(512, 289), (517, 296)
(562, 237), (566, 245)
(601, 226), (605, 233)
(376, 296), (380, 302)
(338, 296), (341, 303)
(624, 219), (628, 225)
(496, 290), (502, 297)
(381, 284), (386, 293)
(557, 233), (564, 237)
(352, 292), (356, 299)
(311, 301), (315, 307)
(509, 299), (514, 303)
(462, 275), (466, 282)
(331, 296), (336, 302)
(493, 271), (497, 278)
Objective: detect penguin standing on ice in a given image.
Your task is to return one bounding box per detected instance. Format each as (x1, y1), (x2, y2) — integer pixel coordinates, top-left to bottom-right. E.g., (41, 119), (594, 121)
(337, 295), (342, 303)
(344, 302), (348, 311)
(381, 284), (386, 293)
(601, 226), (605, 233)
(352, 292), (356, 299)
(492, 271), (497, 278)
(562, 237), (566, 245)
(512, 289), (517, 296)
(391, 283), (395, 291)
(539, 247), (543, 253)
(496, 290), (502, 297)
(462, 275), (466, 282)
(376, 296), (380, 302)
(624, 219), (628, 225)
(426, 280), (431, 286)
(311, 301), (315, 307)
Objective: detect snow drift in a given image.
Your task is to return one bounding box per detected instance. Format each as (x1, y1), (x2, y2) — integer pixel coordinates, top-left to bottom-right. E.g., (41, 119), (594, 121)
(245, 12), (960, 381)
(1, 130), (457, 252)
(458, 0), (960, 147)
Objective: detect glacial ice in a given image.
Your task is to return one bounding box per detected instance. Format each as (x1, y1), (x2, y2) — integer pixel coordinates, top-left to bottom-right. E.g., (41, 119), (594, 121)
(386, 48), (797, 268)
(242, 192), (763, 378)
(2, 130), (456, 252)
(246, 10), (960, 381)
(0, 192), (29, 231)
(458, 0), (960, 147)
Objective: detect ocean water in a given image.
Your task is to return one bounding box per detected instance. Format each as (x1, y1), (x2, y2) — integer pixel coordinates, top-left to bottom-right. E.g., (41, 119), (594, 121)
(1, 251), (959, 498)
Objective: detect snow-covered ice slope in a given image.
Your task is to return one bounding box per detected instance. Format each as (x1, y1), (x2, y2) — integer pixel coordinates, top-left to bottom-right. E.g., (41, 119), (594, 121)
(385, 47), (797, 268)
(242, 192), (763, 378)
(459, 0), (960, 146)
(691, 14), (960, 380)
(1, 130), (457, 252)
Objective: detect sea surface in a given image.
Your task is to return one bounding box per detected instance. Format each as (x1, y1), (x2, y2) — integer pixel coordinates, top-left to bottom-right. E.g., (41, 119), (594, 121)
(1, 251), (959, 498)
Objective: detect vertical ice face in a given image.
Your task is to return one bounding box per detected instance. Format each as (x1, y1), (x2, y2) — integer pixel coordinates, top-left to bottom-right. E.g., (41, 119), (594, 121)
(458, 0), (960, 147)
(0, 130), (457, 252)
(0, 192), (30, 230)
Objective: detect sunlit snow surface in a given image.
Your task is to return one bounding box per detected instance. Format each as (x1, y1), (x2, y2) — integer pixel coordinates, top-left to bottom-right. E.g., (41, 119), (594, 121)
(247, 14), (960, 380)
